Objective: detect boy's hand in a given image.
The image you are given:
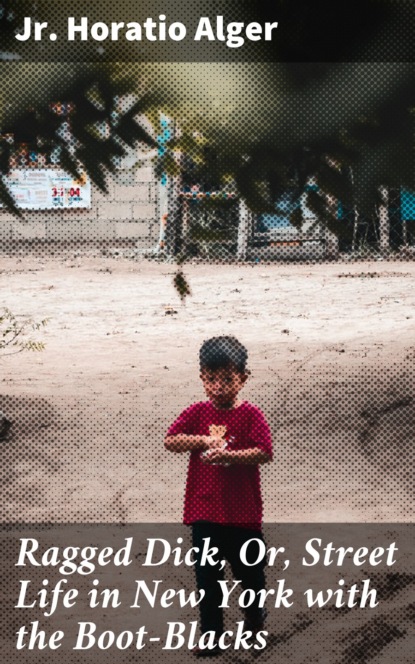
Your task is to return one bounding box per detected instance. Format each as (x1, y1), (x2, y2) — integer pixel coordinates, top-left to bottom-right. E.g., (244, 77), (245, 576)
(165, 434), (225, 453)
(205, 436), (227, 449)
(202, 447), (271, 465)
(201, 448), (230, 464)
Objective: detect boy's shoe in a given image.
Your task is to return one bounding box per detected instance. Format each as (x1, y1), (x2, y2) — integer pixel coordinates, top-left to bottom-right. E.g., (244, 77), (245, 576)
(192, 644), (222, 657)
(243, 608), (267, 634)
(0, 416), (13, 441)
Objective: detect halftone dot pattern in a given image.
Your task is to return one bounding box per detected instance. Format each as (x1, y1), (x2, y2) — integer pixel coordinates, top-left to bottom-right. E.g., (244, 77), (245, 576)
(1, 1), (415, 663)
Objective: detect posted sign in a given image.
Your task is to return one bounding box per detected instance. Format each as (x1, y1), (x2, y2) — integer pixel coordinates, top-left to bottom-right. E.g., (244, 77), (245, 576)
(1, 169), (91, 209)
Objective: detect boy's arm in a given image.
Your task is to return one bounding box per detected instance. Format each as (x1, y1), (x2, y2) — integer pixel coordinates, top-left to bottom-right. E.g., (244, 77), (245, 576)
(202, 447), (271, 465)
(165, 434), (223, 453)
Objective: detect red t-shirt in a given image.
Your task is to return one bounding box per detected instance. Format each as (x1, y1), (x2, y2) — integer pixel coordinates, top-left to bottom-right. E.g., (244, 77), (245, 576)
(167, 400), (273, 529)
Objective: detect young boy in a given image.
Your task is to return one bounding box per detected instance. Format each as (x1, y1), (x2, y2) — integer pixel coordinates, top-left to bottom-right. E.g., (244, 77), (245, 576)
(165, 336), (273, 656)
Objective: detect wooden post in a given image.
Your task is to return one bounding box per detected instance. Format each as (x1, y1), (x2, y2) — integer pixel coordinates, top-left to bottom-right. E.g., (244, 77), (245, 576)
(352, 206), (359, 252)
(325, 194), (339, 259)
(166, 173), (182, 257)
(325, 227), (339, 259)
(350, 167), (359, 253)
(378, 185), (390, 252)
(157, 113), (181, 257)
(158, 180), (168, 253)
(237, 199), (251, 260)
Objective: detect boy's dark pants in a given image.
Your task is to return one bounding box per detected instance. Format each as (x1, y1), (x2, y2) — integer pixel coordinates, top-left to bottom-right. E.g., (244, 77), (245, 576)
(191, 521), (267, 636)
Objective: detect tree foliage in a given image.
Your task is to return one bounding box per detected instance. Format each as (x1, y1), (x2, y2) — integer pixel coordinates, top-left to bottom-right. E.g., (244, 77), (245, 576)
(0, 66), (156, 214)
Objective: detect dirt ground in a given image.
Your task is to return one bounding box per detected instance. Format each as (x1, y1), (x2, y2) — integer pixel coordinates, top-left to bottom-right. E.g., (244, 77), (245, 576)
(1, 254), (415, 664)
(0, 254), (414, 523)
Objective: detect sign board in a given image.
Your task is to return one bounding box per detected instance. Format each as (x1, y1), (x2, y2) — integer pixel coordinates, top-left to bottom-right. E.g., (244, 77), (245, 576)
(1, 169), (91, 209)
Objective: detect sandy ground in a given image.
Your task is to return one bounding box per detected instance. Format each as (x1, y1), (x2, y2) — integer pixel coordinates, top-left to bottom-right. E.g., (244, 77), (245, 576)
(1, 255), (414, 664)
(0, 254), (414, 523)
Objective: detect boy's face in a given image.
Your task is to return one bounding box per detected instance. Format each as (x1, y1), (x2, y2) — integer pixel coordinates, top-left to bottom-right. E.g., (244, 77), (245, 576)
(200, 366), (248, 409)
